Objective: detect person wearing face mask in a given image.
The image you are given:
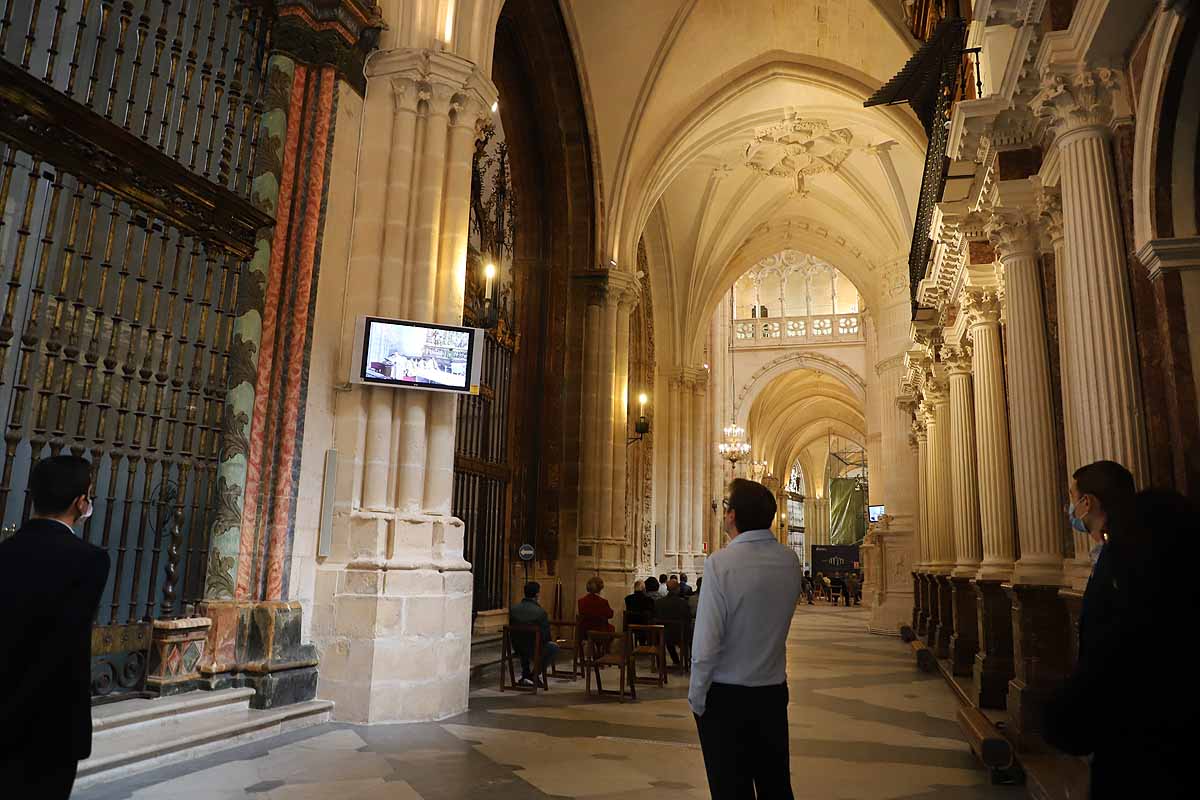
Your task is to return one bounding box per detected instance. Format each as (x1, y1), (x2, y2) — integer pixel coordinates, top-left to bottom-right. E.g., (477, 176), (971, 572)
(0, 455), (111, 799)
(1045, 459), (1145, 799)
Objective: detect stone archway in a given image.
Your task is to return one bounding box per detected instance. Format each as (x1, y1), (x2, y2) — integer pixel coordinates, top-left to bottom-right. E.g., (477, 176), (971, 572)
(734, 351), (866, 430)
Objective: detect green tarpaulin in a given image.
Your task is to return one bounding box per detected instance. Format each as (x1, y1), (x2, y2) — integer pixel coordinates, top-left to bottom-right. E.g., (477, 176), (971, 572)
(829, 478), (865, 545)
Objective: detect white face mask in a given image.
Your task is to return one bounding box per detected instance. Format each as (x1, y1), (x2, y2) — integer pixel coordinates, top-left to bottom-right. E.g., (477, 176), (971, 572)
(1088, 541), (1103, 566)
(78, 497), (94, 522)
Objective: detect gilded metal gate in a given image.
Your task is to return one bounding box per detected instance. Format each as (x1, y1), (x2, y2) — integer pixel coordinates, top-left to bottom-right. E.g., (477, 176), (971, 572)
(0, 1), (272, 700)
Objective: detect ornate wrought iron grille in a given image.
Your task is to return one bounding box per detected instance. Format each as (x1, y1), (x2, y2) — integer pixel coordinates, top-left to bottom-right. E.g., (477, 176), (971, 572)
(0, 0), (271, 701)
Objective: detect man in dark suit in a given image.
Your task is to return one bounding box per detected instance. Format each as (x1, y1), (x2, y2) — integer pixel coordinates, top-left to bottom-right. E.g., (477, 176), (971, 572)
(654, 578), (692, 666)
(0, 455), (111, 798)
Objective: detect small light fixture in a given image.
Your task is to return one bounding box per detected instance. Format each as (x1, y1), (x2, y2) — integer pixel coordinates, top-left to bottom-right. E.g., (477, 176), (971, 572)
(703, 363), (709, 370)
(481, 261), (499, 328)
(628, 393), (651, 444)
(609, 258), (617, 267)
(491, 99), (498, 113)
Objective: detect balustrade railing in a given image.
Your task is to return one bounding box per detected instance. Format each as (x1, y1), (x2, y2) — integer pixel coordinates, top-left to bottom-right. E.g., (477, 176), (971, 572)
(732, 312), (863, 346)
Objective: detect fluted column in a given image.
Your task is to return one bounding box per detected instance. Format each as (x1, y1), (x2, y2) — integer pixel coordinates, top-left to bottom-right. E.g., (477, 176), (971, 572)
(609, 281), (639, 544)
(988, 212), (1064, 586)
(1037, 187), (1092, 581)
(945, 345), (982, 577)
(1035, 66), (1148, 482)
(804, 496), (817, 566)
(690, 371), (708, 557)
(914, 421), (930, 570)
(963, 291), (1017, 581)
(596, 297), (619, 541)
(923, 377), (954, 575)
(666, 373), (681, 556)
(580, 287), (606, 546)
(678, 373), (694, 564)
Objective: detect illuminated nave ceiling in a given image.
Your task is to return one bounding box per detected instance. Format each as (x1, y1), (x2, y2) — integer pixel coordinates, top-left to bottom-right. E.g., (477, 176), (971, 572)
(562, 0), (924, 364)
(746, 369), (866, 490)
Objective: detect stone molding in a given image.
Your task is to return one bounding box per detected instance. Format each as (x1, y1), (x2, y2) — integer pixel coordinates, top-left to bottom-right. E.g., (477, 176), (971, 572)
(370, 48), (498, 125)
(1135, 236), (1200, 282)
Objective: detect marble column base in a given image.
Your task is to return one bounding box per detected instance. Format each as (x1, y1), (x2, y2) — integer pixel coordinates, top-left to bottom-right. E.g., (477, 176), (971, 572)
(1006, 584), (1071, 751)
(921, 575), (937, 642)
(198, 601), (319, 709)
(1059, 588), (1084, 669)
(948, 577), (979, 677)
(972, 580), (1014, 710)
(932, 575), (953, 659)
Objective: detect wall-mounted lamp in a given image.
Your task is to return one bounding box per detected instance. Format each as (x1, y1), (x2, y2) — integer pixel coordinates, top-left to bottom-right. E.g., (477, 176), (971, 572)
(491, 99), (499, 113)
(627, 392), (650, 444)
(481, 262), (499, 328)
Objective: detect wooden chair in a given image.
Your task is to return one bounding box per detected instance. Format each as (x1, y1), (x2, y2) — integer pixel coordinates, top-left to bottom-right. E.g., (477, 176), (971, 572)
(656, 618), (692, 673)
(501, 624), (548, 693)
(584, 630), (636, 701)
(549, 619), (583, 678)
(627, 624), (667, 687)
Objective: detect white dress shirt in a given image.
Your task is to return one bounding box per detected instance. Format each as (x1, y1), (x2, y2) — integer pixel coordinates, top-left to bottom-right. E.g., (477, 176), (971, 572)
(688, 528), (802, 716)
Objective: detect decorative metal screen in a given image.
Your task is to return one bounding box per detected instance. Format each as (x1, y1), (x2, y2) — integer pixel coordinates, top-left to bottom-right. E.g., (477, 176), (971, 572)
(0, 0), (271, 700)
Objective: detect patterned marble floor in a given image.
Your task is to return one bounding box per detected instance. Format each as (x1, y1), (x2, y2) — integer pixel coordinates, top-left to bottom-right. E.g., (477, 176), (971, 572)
(77, 605), (1019, 799)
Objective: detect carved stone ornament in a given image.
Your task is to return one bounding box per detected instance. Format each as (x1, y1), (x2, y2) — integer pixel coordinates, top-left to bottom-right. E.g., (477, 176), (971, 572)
(744, 115), (857, 197)
(962, 289), (1003, 328)
(1034, 183), (1064, 245)
(985, 210), (1038, 260)
(1031, 68), (1122, 136)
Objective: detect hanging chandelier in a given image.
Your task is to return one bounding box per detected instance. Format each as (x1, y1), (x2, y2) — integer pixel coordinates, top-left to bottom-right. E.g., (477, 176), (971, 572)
(719, 424), (751, 464)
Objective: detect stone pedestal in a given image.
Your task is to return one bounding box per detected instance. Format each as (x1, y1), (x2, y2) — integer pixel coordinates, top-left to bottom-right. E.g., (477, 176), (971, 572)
(917, 574), (933, 637)
(949, 577), (979, 677)
(199, 600), (319, 709)
(972, 580), (1015, 709)
(1060, 589), (1084, 668)
(1007, 584), (1071, 751)
(865, 527), (915, 635)
(932, 575), (954, 659)
(147, 617), (212, 696)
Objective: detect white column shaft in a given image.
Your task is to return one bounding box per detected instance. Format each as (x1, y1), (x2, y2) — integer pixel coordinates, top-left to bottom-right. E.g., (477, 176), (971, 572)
(948, 366), (982, 576)
(970, 318), (1017, 580)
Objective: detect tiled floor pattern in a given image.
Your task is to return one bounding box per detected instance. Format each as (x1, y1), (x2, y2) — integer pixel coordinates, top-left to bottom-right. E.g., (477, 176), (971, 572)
(77, 605), (1019, 799)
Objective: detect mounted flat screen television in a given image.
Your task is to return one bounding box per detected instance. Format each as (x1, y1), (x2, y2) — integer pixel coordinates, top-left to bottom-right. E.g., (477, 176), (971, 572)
(868, 504), (885, 523)
(351, 316), (482, 395)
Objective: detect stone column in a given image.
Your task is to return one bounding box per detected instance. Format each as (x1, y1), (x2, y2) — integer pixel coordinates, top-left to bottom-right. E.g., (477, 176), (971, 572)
(609, 279), (639, 547)
(665, 372), (681, 556)
(962, 289), (1017, 708)
(913, 421), (930, 634)
(1035, 67), (1149, 481)
(804, 496), (817, 567)
(922, 374), (954, 658)
(596, 297), (619, 542)
(1036, 188), (1091, 586)
(579, 285), (606, 552)
(678, 373), (694, 568)
(945, 345), (982, 676)
(988, 211), (1065, 586)
(690, 370), (708, 561)
(987, 210), (1073, 729)
(312, 46), (496, 723)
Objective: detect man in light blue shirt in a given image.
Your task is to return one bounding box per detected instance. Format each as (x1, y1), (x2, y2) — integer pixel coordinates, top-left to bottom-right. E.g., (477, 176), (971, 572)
(690, 478), (802, 799)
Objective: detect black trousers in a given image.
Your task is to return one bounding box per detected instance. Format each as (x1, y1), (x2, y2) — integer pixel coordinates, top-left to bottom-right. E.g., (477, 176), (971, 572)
(694, 682), (792, 799)
(0, 751), (79, 799)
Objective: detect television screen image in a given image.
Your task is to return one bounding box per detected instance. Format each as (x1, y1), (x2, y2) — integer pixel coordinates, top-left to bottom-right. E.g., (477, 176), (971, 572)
(868, 504), (885, 523)
(360, 319), (472, 390)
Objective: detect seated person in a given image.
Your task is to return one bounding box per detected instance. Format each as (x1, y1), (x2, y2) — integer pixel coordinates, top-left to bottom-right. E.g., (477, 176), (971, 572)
(508, 581), (558, 686)
(578, 576), (615, 642)
(687, 577), (703, 618)
(625, 578), (655, 626)
(653, 578), (691, 665)
(678, 572), (693, 596)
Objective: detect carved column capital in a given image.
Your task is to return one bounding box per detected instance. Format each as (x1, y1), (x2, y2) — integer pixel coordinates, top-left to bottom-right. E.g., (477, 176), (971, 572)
(986, 210), (1038, 262)
(370, 48), (498, 127)
(1032, 67), (1123, 138)
(941, 343), (973, 376)
(1035, 184), (1065, 248)
(962, 288), (1003, 330)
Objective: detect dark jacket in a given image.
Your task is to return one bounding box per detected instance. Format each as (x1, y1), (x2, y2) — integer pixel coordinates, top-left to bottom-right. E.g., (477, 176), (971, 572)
(509, 598), (551, 658)
(654, 591), (691, 646)
(1044, 539), (1183, 796)
(0, 518), (110, 760)
(624, 591), (655, 626)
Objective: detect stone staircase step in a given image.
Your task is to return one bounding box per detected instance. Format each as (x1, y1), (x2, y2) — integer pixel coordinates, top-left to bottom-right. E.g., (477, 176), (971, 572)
(77, 690), (332, 790)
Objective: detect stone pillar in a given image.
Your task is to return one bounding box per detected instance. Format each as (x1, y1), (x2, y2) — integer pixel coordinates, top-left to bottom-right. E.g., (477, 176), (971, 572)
(678, 373), (694, 568)
(804, 495), (817, 567)
(579, 286), (605, 551)
(311, 45), (496, 723)
(597, 298), (619, 541)
(1036, 188), (1091, 586)
(988, 210), (1072, 727)
(962, 289), (1017, 707)
(944, 345), (982, 675)
(913, 422), (930, 635)
(690, 371), (709, 561)
(1035, 67), (1149, 481)
(665, 372), (681, 556)
(963, 291), (1017, 581)
(609, 279), (639, 546)
(988, 211), (1065, 586)
(922, 374), (954, 658)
